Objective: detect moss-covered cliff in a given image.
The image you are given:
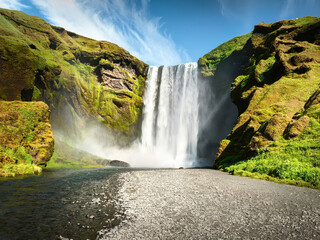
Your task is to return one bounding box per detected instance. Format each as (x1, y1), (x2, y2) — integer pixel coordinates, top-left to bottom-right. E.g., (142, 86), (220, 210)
(201, 17), (320, 188)
(0, 8), (148, 141)
(0, 101), (54, 176)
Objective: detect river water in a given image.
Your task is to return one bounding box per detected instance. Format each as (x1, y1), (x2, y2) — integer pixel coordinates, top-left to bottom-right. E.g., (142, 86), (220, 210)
(0, 168), (130, 240)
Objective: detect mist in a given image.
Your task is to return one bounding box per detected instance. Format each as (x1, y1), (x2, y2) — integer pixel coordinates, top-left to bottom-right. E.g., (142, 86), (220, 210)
(51, 62), (239, 168)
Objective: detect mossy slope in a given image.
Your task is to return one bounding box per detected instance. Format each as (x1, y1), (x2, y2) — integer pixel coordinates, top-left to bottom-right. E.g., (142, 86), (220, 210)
(0, 101), (54, 177)
(199, 33), (252, 77)
(201, 17), (320, 188)
(47, 138), (109, 169)
(0, 8), (148, 141)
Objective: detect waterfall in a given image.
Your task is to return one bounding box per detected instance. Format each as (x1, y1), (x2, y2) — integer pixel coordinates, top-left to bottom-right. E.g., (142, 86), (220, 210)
(75, 61), (238, 168)
(140, 62), (199, 167)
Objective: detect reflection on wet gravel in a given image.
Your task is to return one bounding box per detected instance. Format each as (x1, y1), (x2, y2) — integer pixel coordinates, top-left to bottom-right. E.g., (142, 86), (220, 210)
(0, 168), (129, 240)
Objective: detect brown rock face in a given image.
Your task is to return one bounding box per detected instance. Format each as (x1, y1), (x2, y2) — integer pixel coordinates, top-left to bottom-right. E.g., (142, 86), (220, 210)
(285, 116), (310, 139)
(263, 113), (293, 141)
(305, 88), (320, 110)
(0, 101), (54, 165)
(99, 65), (134, 91)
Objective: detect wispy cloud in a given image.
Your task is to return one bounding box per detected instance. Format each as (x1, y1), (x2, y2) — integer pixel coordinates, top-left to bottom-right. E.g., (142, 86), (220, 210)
(0, 0), (29, 10)
(218, 0), (254, 18)
(279, 0), (317, 19)
(28, 0), (187, 66)
(217, 0), (255, 31)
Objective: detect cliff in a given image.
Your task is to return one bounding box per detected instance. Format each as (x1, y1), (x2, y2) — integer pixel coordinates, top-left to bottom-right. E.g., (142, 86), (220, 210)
(0, 101), (54, 176)
(0, 8), (148, 175)
(201, 17), (320, 188)
(0, 8), (148, 143)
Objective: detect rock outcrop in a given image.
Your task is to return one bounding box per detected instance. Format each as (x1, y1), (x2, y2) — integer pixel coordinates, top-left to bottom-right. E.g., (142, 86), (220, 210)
(0, 101), (54, 176)
(0, 8), (148, 143)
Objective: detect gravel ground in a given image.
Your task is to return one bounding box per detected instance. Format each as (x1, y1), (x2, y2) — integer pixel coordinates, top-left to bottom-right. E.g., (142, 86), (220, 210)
(98, 169), (320, 240)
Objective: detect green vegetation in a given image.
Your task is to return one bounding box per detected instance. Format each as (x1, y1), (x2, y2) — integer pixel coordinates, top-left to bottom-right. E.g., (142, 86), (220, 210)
(45, 138), (108, 170)
(0, 146), (33, 164)
(199, 33), (251, 77)
(0, 162), (42, 177)
(216, 118), (320, 188)
(207, 16), (320, 189)
(47, 154), (103, 169)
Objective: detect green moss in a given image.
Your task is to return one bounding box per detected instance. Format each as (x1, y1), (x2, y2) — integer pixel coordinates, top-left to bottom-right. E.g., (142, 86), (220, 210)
(200, 33), (251, 77)
(294, 16), (320, 26)
(232, 75), (250, 90)
(32, 86), (42, 100)
(232, 170), (318, 189)
(46, 157), (102, 169)
(0, 101), (54, 173)
(0, 163), (42, 177)
(0, 146), (33, 164)
(46, 139), (107, 169)
(99, 58), (114, 69)
(254, 56), (276, 83)
(134, 75), (146, 97)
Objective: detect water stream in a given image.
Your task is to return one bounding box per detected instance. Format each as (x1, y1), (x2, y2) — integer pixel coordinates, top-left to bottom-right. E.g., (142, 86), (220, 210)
(0, 168), (129, 240)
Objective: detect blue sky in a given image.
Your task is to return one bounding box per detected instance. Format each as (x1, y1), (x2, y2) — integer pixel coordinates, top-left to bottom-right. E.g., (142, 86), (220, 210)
(0, 0), (319, 66)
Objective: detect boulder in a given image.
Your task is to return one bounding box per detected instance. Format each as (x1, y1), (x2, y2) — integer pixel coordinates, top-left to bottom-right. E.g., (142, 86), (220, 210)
(109, 160), (130, 167)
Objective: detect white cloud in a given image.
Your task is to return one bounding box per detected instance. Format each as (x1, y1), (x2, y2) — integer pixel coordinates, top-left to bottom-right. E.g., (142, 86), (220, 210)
(0, 0), (29, 10)
(30, 0), (187, 66)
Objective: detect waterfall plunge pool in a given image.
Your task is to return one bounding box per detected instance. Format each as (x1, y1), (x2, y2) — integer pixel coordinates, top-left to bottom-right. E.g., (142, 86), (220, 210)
(0, 168), (132, 240)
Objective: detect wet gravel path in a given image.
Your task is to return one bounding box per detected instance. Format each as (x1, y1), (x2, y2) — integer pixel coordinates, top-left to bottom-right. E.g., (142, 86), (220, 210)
(99, 169), (320, 240)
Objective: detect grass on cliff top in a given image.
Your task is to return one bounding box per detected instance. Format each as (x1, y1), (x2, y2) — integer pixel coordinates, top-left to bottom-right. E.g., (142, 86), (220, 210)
(293, 16), (320, 26)
(199, 33), (251, 77)
(217, 118), (320, 189)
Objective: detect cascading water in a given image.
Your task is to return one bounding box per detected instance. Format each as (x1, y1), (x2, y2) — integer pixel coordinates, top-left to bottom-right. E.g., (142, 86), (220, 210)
(140, 63), (199, 167)
(76, 61), (238, 168)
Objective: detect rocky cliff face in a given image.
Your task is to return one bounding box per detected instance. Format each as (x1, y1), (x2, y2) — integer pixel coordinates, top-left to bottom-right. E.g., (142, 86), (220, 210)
(200, 17), (320, 187)
(0, 101), (54, 176)
(0, 9), (148, 142)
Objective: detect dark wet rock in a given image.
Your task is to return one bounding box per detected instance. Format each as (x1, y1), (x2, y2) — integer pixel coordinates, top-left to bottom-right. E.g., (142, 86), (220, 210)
(109, 160), (130, 168)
